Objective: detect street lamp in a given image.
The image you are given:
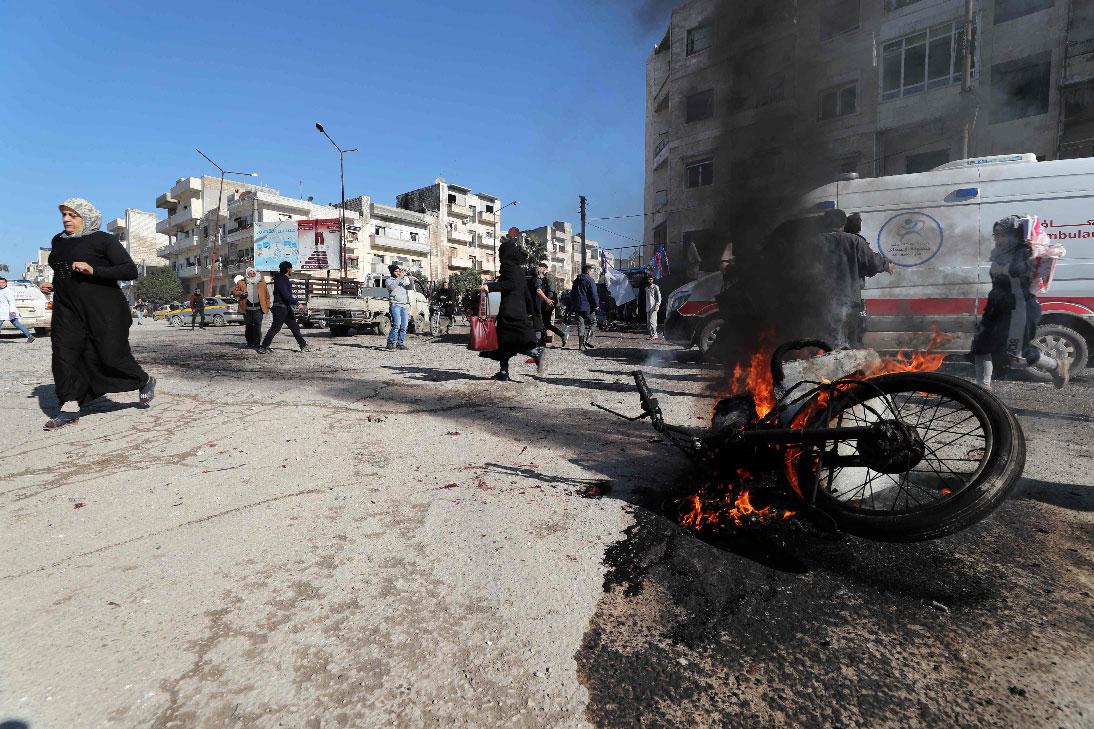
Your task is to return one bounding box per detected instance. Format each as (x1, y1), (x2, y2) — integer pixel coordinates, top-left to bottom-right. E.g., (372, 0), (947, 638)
(195, 148), (257, 295)
(315, 122), (358, 282)
(495, 200), (520, 273)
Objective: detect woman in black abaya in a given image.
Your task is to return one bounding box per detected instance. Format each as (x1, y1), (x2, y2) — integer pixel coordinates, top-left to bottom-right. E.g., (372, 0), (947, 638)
(479, 232), (545, 381)
(39, 198), (156, 429)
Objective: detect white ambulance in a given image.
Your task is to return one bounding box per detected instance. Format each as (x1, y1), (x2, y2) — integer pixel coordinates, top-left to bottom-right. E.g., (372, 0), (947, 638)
(666, 154), (1094, 370)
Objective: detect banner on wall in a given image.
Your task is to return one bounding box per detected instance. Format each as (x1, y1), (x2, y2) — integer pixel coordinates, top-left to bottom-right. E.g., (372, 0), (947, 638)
(253, 220), (299, 271)
(298, 219), (340, 270)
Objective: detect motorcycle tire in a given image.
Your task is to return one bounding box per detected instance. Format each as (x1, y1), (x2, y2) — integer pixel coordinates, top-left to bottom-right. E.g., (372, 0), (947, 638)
(794, 372), (1025, 542)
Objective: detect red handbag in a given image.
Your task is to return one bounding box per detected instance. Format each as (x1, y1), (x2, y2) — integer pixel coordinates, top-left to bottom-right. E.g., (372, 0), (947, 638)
(468, 293), (498, 351)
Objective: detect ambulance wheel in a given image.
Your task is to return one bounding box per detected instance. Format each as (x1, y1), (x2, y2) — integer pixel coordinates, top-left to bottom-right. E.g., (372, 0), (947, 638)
(698, 318), (723, 358)
(1033, 324), (1088, 372)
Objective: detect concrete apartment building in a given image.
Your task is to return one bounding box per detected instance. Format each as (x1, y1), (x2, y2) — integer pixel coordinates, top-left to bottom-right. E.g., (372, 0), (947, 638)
(154, 175), (359, 294)
(645, 0), (1093, 283)
(21, 248), (51, 283)
(341, 196), (436, 280)
(396, 179), (503, 278)
(106, 209), (169, 272)
(521, 221), (600, 282)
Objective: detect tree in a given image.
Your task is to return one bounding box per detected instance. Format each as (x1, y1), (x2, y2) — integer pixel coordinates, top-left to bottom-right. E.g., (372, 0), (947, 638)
(520, 234), (548, 275)
(448, 269), (483, 296)
(134, 266), (184, 307)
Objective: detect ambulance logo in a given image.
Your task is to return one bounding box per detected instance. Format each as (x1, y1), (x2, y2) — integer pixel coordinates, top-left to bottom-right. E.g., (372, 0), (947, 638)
(877, 212), (944, 267)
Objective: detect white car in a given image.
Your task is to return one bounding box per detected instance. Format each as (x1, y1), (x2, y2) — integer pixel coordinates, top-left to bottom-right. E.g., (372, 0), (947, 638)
(6, 280), (52, 335)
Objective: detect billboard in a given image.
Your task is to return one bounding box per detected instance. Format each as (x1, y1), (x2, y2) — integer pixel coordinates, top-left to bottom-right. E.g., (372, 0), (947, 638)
(254, 220), (299, 271)
(253, 219), (342, 272)
(298, 218), (340, 270)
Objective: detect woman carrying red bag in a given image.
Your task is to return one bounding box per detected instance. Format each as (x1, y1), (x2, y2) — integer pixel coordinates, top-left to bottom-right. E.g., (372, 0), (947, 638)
(478, 229), (545, 381)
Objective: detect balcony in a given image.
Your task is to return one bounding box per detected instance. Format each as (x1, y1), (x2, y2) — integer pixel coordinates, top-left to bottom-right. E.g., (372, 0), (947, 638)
(447, 228), (473, 244)
(170, 177), (203, 201)
(371, 233), (430, 255)
(175, 264), (202, 278)
(449, 253), (473, 269)
(479, 210), (496, 226)
(652, 134), (669, 170)
(1063, 38), (1094, 85)
(156, 202), (204, 235)
(447, 202), (472, 219)
(156, 192), (178, 210)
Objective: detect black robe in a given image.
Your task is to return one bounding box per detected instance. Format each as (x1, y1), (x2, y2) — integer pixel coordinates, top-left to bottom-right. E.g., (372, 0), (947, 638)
(48, 231), (147, 405)
(482, 239), (538, 359)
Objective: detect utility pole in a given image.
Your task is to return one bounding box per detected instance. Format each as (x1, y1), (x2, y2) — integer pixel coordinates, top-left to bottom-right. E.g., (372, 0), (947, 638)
(315, 123), (358, 285)
(196, 149), (257, 295)
(579, 195), (587, 270)
(960, 0), (976, 159)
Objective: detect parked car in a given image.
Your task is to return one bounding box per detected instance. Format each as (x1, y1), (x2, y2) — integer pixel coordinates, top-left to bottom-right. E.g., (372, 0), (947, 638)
(3, 280), (52, 336)
(167, 297), (243, 327)
(154, 303), (181, 322)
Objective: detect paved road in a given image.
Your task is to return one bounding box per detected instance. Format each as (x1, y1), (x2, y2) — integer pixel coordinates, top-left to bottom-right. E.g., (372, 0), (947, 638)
(0, 322), (1090, 728)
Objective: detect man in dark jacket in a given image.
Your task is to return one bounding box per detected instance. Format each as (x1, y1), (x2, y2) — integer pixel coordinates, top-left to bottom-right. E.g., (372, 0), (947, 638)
(814, 209), (893, 347)
(258, 261), (309, 352)
(533, 261), (567, 347)
(189, 289), (205, 329)
(569, 264), (599, 351)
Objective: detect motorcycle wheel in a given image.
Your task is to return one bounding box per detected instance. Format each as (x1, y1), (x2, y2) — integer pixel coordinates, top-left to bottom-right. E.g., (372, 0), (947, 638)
(793, 372), (1025, 542)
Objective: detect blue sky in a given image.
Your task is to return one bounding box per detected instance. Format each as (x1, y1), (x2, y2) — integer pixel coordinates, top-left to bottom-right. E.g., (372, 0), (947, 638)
(0, 0), (669, 273)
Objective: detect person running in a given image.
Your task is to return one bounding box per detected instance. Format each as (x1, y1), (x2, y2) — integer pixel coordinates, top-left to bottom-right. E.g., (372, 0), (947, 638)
(478, 232), (544, 381)
(0, 277), (35, 343)
(39, 198), (155, 430)
(188, 289), (205, 329)
(569, 263), (599, 351)
(258, 261), (309, 353)
(533, 261), (567, 347)
(385, 263), (414, 350)
(971, 216), (1069, 390)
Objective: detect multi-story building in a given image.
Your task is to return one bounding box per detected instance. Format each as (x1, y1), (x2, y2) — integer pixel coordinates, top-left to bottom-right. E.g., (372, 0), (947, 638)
(521, 221), (600, 282)
(106, 209), (169, 272)
(645, 0), (1093, 286)
(154, 176), (359, 294)
(396, 178), (503, 278)
(21, 248), (51, 283)
(341, 196), (436, 279)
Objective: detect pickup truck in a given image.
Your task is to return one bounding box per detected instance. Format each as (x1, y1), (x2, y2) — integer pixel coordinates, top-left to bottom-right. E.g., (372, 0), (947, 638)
(298, 276), (430, 337)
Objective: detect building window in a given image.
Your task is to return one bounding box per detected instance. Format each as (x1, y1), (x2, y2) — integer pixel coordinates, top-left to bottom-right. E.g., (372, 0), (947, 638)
(886, 0), (925, 10)
(447, 193), (457, 204)
(654, 189), (668, 208)
(882, 21), (972, 101)
(485, 204), (494, 213)
(685, 158), (714, 188)
(820, 0), (860, 39)
(653, 222), (667, 247)
(819, 82), (858, 119)
(905, 149), (950, 173)
(991, 53), (1052, 122)
(486, 229), (495, 238)
(685, 89), (715, 122)
(686, 25), (711, 56)
(410, 232), (419, 242)
(995, 0), (1053, 24)
(375, 226), (386, 236)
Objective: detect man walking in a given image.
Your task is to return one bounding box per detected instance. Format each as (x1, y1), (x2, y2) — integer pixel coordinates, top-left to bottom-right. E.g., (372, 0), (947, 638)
(188, 289), (205, 329)
(0, 277), (35, 343)
(258, 261), (309, 352)
(569, 264), (599, 351)
(644, 273), (662, 340)
(815, 209), (893, 348)
(238, 267), (269, 348)
(135, 297), (147, 325)
(533, 261), (567, 347)
(385, 263), (413, 351)
(432, 280), (455, 335)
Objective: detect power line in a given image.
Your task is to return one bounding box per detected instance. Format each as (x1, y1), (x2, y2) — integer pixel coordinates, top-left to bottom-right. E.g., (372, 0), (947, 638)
(586, 220), (643, 244)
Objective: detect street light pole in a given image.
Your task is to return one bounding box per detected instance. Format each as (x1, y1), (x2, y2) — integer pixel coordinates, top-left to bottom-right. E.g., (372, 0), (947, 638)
(195, 149), (257, 295)
(496, 200), (520, 274)
(315, 123), (358, 283)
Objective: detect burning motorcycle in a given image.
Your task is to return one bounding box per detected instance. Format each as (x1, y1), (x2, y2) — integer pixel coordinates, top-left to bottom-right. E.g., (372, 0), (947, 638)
(598, 340), (1026, 542)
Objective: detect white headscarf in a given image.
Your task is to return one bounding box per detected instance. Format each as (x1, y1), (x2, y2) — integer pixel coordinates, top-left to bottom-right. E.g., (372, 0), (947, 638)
(58, 198), (102, 238)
